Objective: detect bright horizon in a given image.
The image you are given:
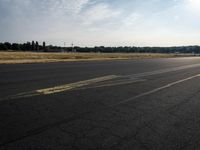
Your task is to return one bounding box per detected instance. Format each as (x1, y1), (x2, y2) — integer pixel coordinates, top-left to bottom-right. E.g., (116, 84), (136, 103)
(0, 0), (200, 47)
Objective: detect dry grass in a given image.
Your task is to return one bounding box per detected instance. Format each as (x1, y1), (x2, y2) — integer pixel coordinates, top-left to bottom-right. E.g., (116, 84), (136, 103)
(0, 51), (195, 64)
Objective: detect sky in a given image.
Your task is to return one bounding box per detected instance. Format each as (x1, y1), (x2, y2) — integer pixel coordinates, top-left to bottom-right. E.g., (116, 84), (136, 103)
(0, 0), (200, 47)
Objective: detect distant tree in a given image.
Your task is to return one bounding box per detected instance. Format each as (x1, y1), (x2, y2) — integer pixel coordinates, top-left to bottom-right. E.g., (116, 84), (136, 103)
(0, 43), (8, 50)
(12, 43), (20, 50)
(32, 41), (35, 51)
(43, 42), (46, 50)
(26, 42), (31, 51)
(1, 41), (200, 53)
(35, 41), (39, 51)
(4, 42), (12, 49)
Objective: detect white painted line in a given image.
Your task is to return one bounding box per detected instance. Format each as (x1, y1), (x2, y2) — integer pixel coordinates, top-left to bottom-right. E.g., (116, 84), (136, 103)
(2, 63), (200, 101)
(126, 63), (200, 78)
(111, 74), (200, 107)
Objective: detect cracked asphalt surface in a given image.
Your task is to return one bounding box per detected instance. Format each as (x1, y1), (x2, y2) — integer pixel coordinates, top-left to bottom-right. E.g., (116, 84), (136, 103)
(1, 57), (200, 150)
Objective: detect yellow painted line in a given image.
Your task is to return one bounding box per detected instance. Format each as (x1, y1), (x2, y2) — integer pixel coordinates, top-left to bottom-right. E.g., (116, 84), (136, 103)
(7, 92), (41, 100)
(36, 75), (119, 95)
(4, 75), (119, 100)
(78, 78), (146, 90)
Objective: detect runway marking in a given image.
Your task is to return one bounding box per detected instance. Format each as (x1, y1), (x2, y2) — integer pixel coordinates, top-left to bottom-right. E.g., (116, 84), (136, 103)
(78, 78), (146, 90)
(3, 75), (119, 100)
(125, 63), (200, 78)
(3, 63), (200, 101)
(111, 73), (200, 107)
(37, 75), (119, 95)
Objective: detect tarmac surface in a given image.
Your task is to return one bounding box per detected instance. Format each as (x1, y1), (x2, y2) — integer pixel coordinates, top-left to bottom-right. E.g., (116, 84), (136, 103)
(1, 57), (200, 150)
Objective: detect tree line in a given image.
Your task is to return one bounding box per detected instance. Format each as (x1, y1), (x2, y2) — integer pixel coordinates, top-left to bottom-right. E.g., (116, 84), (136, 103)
(0, 41), (200, 54)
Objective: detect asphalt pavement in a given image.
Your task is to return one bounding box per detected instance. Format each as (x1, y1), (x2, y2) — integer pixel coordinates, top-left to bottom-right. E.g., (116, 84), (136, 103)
(1, 57), (200, 150)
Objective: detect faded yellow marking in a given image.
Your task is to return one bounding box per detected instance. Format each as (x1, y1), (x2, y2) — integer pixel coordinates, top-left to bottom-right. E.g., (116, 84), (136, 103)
(3, 75), (119, 100)
(37, 75), (119, 95)
(8, 92), (40, 100)
(78, 78), (146, 90)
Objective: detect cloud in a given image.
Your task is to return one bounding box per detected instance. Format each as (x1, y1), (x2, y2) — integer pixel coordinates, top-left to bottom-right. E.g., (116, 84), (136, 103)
(123, 13), (142, 26)
(1, 0), (90, 19)
(39, 0), (89, 15)
(81, 3), (121, 25)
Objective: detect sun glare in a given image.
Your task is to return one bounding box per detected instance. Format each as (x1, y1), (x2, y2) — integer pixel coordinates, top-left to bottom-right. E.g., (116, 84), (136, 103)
(187, 0), (200, 12)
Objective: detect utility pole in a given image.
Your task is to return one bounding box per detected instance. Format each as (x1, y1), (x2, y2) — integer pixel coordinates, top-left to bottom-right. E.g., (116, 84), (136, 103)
(63, 42), (66, 53)
(71, 43), (74, 52)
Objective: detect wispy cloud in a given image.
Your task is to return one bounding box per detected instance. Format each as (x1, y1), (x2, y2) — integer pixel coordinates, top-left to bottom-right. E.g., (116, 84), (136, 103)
(38, 0), (89, 15)
(1, 0), (90, 19)
(123, 13), (142, 27)
(81, 3), (121, 26)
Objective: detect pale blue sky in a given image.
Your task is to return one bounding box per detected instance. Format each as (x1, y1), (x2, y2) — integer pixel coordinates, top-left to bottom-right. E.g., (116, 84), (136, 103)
(0, 0), (200, 46)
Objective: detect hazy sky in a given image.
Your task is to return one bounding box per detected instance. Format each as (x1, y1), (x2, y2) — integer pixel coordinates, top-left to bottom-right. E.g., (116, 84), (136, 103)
(0, 0), (200, 46)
